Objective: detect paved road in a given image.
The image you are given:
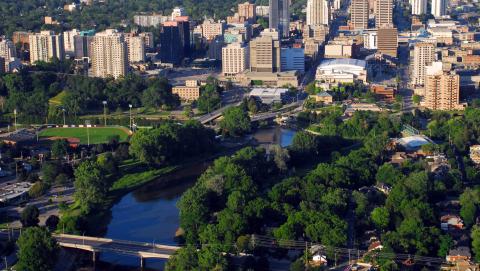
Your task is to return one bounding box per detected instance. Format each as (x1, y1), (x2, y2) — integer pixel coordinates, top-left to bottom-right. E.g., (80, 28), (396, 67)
(55, 234), (180, 258)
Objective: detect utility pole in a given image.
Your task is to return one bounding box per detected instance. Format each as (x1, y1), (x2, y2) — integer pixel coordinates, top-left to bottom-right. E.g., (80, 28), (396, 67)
(62, 108), (66, 126)
(13, 109), (17, 131)
(129, 104), (132, 131)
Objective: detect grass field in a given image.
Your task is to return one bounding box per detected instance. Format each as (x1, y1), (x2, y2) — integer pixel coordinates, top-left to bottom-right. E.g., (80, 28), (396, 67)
(49, 90), (67, 106)
(39, 127), (130, 144)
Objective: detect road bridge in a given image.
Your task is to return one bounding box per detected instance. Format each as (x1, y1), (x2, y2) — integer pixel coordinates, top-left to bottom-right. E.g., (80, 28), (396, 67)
(54, 234), (180, 268)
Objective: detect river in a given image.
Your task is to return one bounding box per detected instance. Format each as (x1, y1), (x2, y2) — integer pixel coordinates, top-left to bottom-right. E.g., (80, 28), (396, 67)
(97, 127), (296, 270)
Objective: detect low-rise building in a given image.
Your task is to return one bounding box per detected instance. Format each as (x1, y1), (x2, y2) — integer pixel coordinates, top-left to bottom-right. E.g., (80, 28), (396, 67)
(172, 80), (202, 101)
(249, 88), (289, 104)
(310, 92), (333, 104)
(237, 71), (299, 87)
(371, 85), (395, 102)
(446, 247), (471, 263)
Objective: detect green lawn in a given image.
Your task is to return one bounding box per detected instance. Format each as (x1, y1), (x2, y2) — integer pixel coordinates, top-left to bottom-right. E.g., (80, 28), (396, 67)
(39, 127), (130, 144)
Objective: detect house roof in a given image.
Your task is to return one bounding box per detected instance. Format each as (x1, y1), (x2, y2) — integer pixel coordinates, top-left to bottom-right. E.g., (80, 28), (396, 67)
(317, 91), (332, 97)
(449, 247), (471, 258)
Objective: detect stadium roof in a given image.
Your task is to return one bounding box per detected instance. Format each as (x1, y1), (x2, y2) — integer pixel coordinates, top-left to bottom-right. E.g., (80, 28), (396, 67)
(318, 58), (367, 69)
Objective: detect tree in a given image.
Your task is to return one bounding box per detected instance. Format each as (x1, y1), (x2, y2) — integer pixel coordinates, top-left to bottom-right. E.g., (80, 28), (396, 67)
(197, 85), (221, 113)
(50, 139), (68, 159)
(41, 162), (60, 184)
(371, 207), (390, 230)
(472, 226), (480, 262)
(438, 235), (453, 258)
(45, 215), (60, 232)
(271, 145), (290, 172)
(165, 245), (199, 271)
(73, 160), (108, 212)
(28, 181), (48, 198)
(20, 205), (40, 227)
(412, 94), (421, 105)
(219, 106), (251, 137)
(16, 227), (59, 271)
(376, 163), (402, 186)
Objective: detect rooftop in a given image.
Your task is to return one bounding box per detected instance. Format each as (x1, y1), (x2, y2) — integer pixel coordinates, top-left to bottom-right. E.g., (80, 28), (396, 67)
(318, 58), (367, 68)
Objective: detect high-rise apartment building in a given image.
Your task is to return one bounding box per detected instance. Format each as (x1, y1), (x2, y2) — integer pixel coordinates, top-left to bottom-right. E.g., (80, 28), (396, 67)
(171, 7), (186, 20)
(222, 43), (249, 76)
(431, 0), (447, 17)
(375, 0), (393, 27)
(133, 14), (169, 27)
(90, 29), (128, 79)
(249, 35), (281, 72)
(0, 39), (16, 61)
(306, 0), (330, 26)
(238, 2), (256, 22)
(269, 0), (290, 37)
(411, 42), (435, 86)
(377, 27), (398, 57)
(199, 19), (225, 41)
(425, 64), (462, 110)
(63, 29), (80, 54)
(29, 31), (65, 63)
(334, 0), (342, 10)
(125, 36), (145, 63)
(410, 0), (427, 15)
(351, 0), (369, 30)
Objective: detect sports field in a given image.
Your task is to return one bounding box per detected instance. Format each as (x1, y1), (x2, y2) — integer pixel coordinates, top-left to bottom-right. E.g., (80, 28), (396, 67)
(39, 127), (130, 144)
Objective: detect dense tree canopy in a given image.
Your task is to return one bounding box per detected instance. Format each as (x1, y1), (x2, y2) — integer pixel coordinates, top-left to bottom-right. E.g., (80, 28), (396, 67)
(16, 227), (59, 271)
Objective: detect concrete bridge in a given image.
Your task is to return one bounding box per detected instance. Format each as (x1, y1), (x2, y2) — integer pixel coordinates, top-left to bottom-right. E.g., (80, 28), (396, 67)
(54, 234), (180, 268)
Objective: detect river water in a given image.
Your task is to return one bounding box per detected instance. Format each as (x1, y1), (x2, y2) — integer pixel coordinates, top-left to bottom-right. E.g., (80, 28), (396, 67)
(98, 127), (296, 270)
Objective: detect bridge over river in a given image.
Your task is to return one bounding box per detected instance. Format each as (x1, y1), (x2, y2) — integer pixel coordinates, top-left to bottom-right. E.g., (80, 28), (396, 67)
(54, 234), (180, 268)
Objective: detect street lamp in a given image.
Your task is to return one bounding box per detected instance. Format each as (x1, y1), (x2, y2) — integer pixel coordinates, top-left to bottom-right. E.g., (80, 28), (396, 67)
(129, 104), (132, 131)
(85, 120), (90, 146)
(13, 109), (17, 131)
(62, 108), (66, 126)
(102, 101), (107, 126)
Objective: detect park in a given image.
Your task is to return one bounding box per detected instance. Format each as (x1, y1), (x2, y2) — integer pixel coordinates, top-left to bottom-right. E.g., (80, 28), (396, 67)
(38, 127), (131, 145)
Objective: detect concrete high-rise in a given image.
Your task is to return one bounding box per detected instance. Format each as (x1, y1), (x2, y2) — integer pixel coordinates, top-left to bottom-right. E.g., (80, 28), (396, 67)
(222, 43), (249, 76)
(410, 0), (427, 15)
(377, 27), (397, 57)
(29, 31), (65, 63)
(306, 0), (330, 26)
(351, 0), (369, 30)
(411, 42), (435, 86)
(375, 0), (393, 27)
(238, 2), (256, 22)
(0, 39), (16, 60)
(269, 0), (290, 38)
(431, 0), (447, 17)
(63, 29), (80, 54)
(90, 29), (128, 79)
(425, 64), (462, 110)
(125, 36), (145, 63)
(249, 34), (281, 72)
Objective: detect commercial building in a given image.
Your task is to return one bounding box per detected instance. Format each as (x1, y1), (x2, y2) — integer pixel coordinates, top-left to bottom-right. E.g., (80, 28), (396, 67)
(324, 43), (354, 58)
(424, 62), (463, 110)
(249, 88), (289, 104)
(237, 70), (299, 87)
(280, 47), (305, 73)
(351, 0), (369, 30)
(222, 43), (249, 76)
(377, 27), (398, 57)
(160, 20), (190, 65)
(410, 0), (427, 15)
(431, 0), (447, 17)
(306, 0), (330, 26)
(172, 80), (202, 101)
(207, 36), (224, 61)
(133, 13), (169, 27)
(316, 58), (367, 83)
(375, 0), (393, 27)
(29, 31), (65, 63)
(256, 5), (270, 17)
(363, 30), (377, 49)
(249, 34), (281, 72)
(125, 35), (145, 63)
(411, 42), (435, 86)
(303, 24), (329, 43)
(269, 0), (290, 37)
(90, 29), (128, 79)
(371, 85), (396, 101)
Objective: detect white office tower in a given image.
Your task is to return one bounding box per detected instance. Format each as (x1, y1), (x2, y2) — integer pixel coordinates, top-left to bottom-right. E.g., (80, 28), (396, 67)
(222, 43), (249, 76)
(409, 0), (427, 15)
(91, 29), (128, 79)
(307, 0), (330, 26)
(363, 30), (377, 49)
(431, 0), (447, 17)
(125, 36), (145, 63)
(171, 7), (186, 20)
(29, 31), (65, 63)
